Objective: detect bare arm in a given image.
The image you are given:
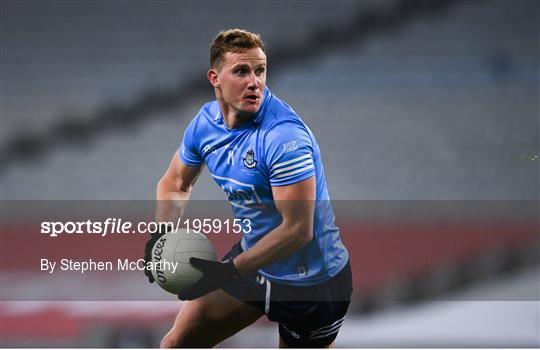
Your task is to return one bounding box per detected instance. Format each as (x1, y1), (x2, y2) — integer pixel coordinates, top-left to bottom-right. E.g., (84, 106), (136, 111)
(155, 151), (202, 223)
(232, 176), (315, 275)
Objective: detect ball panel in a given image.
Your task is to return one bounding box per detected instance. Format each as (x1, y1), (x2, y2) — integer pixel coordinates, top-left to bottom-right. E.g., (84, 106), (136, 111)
(150, 229), (217, 295)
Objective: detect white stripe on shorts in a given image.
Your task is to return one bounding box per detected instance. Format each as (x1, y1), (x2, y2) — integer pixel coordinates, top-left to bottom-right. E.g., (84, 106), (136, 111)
(309, 321), (344, 339)
(265, 279), (272, 314)
(310, 315), (346, 335)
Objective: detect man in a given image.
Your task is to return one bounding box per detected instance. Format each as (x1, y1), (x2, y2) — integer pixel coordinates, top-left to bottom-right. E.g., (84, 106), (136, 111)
(145, 29), (352, 348)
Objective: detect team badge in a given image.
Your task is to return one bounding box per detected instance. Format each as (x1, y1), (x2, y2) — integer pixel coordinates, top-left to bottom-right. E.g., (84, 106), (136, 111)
(243, 149), (258, 169)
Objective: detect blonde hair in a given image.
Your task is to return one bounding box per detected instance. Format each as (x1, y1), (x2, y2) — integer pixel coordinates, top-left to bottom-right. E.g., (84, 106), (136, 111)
(210, 28), (266, 68)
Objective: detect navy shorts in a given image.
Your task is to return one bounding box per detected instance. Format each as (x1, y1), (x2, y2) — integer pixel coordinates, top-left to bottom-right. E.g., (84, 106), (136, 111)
(220, 241), (353, 347)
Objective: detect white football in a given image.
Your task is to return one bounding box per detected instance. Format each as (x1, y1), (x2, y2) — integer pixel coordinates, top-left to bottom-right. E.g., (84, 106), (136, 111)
(151, 229), (217, 295)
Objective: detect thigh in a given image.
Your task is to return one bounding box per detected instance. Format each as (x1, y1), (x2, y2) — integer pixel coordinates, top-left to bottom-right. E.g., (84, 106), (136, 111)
(272, 262), (353, 347)
(162, 288), (264, 348)
(276, 301), (350, 348)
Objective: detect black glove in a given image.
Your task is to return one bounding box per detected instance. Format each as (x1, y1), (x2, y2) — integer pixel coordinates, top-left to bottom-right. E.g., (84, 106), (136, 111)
(144, 223), (171, 283)
(178, 258), (240, 300)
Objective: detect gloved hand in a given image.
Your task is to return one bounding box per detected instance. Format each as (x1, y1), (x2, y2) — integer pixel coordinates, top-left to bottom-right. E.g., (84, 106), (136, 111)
(144, 223), (171, 283)
(178, 258), (240, 300)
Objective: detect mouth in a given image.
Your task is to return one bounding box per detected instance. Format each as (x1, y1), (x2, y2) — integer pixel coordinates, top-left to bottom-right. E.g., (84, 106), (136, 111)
(244, 94), (259, 102)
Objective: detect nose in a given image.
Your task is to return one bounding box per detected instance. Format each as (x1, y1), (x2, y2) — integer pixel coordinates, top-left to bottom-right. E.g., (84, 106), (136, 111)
(247, 72), (259, 90)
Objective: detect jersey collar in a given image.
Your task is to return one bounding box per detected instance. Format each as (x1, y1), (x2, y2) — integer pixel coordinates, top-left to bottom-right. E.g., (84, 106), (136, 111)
(253, 87), (272, 125)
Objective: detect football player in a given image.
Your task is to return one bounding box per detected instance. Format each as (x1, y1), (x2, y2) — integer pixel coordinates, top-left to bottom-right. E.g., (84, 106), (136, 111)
(145, 28), (352, 348)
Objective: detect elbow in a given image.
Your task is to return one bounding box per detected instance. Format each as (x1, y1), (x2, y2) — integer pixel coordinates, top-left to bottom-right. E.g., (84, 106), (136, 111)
(157, 176), (191, 199)
(156, 176), (170, 198)
(156, 176), (166, 191)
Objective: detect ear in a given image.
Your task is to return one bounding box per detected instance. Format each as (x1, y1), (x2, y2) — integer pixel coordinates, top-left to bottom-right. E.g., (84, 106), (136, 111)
(207, 69), (220, 88)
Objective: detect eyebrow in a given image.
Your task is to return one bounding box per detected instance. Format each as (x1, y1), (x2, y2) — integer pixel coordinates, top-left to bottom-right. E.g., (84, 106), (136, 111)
(231, 63), (267, 70)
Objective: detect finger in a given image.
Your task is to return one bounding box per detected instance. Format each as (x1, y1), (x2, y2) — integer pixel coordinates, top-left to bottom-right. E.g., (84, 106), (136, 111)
(178, 285), (215, 301)
(177, 275), (217, 300)
(144, 269), (155, 283)
(150, 230), (163, 239)
(189, 257), (215, 271)
(178, 284), (201, 300)
(145, 238), (158, 253)
(177, 290), (193, 301)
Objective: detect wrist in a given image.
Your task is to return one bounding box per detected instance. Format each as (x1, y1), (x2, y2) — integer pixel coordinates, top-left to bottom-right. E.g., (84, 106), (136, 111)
(223, 259), (239, 279)
(231, 256), (250, 277)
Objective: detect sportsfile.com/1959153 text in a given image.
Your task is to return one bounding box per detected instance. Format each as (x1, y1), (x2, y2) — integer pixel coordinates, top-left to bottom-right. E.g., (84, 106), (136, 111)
(40, 218), (252, 237)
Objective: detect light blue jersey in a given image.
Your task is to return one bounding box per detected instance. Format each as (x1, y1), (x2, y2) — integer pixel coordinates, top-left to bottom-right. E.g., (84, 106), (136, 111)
(180, 88), (348, 286)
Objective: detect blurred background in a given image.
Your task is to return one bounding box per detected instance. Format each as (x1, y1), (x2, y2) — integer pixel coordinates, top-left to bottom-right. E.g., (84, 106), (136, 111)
(1, 0), (539, 347)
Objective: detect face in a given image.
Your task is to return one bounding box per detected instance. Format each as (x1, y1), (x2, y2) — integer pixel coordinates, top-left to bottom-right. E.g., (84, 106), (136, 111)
(208, 47), (267, 116)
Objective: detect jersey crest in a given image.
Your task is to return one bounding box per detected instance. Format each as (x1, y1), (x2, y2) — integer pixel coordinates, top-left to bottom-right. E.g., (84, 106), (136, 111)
(243, 149), (258, 169)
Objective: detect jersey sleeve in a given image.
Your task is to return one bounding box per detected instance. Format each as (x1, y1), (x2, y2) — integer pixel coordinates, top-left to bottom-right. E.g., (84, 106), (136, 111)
(178, 118), (203, 166)
(265, 120), (315, 186)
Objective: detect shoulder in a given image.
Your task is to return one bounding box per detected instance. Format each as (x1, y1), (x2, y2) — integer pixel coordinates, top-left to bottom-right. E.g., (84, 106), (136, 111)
(182, 100), (219, 148)
(259, 94), (315, 157)
(261, 93), (310, 139)
(255, 92), (317, 185)
(180, 101), (219, 164)
(187, 101), (219, 129)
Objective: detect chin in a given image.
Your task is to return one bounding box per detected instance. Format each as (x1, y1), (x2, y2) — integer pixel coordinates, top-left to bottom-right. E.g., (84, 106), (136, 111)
(240, 104), (260, 115)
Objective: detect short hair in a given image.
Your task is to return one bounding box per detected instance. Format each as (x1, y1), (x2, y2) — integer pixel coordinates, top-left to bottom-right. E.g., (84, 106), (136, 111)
(210, 29), (266, 69)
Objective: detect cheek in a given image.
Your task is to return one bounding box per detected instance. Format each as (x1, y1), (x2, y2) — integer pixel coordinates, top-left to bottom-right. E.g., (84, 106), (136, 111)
(222, 84), (241, 102)
(230, 83), (244, 96)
